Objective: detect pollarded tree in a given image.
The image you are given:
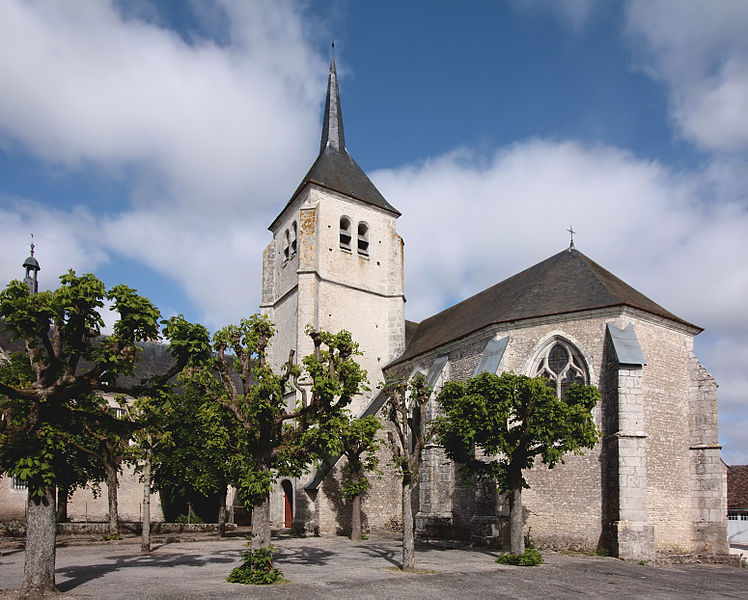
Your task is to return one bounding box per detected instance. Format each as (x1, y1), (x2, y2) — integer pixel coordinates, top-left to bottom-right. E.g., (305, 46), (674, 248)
(340, 414), (381, 542)
(207, 317), (367, 552)
(308, 411), (382, 542)
(381, 374), (431, 571)
(435, 372), (600, 555)
(0, 273), (210, 597)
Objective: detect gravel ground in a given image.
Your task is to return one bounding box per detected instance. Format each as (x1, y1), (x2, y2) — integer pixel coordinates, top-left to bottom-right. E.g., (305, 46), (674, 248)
(1, 533), (747, 599)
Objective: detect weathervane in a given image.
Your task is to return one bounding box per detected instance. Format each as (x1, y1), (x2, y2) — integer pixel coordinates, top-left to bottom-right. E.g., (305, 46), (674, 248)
(567, 225), (575, 250)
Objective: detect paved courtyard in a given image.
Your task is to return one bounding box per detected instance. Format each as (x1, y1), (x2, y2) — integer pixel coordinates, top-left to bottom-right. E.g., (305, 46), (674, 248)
(1, 534), (746, 599)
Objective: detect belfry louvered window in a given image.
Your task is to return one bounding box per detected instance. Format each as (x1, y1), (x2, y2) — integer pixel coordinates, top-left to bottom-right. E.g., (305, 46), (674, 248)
(533, 338), (588, 398)
(340, 216), (352, 251)
(357, 222), (369, 256)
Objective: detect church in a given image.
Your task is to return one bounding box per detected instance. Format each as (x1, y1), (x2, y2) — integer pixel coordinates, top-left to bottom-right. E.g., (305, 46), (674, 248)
(0, 58), (728, 561)
(259, 58), (728, 560)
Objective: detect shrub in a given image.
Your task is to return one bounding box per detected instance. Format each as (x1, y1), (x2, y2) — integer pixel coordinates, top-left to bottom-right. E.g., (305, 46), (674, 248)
(496, 548), (543, 566)
(174, 513), (205, 524)
(227, 545), (283, 585)
(102, 533), (122, 541)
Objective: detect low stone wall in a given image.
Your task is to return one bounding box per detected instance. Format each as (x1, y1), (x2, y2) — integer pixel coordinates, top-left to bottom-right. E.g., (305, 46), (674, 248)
(1, 521), (237, 538)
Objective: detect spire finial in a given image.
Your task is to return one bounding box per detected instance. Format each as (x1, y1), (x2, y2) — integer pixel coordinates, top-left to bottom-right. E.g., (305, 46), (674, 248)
(23, 234), (40, 294)
(567, 225), (576, 250)
(320, 47), (345, 154)
(331, 40), (335, 60)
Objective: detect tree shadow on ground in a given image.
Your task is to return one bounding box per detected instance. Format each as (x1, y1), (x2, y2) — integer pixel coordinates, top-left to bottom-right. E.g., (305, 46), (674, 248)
(56, 549), (239, 592)
(273, 545), (336, 567)
(359, 543), (400, 567)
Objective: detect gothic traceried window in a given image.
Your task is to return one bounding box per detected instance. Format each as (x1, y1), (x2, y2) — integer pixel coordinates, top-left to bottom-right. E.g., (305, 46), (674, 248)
(533, 338), (588, 398)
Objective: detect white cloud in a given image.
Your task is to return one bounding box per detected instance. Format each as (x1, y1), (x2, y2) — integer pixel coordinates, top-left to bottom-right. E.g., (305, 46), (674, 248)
(374, 141), (748, 331)
(625, 0), (748, 153)
(0, 0), (326, 211)
(0, 197), (107, 288)
(0, 0), (328, 331)
(372, 139), (748, 463)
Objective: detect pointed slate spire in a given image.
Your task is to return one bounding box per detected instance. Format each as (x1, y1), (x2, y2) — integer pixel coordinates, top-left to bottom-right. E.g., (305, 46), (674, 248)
(320, 56), (346, 154)
(269, 50), (401, 231)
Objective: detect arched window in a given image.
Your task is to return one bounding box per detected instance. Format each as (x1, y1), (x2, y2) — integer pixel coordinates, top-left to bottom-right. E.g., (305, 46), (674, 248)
(282, 229), (290, 262)
(290, 221), (297, 257)
(533, 337), (588, 398)
(357, 222), (369, 256)
(340, 216), (352, 251)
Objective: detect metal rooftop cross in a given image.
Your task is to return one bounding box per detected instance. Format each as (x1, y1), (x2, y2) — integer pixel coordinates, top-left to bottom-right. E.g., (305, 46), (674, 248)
(567, 225), (575, 249)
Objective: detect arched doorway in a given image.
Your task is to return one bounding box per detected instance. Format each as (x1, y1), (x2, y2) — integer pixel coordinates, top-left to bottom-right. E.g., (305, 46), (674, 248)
(281, 480), (293, 528)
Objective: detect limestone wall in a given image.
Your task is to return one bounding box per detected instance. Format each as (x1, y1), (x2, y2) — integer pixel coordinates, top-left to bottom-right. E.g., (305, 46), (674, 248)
(386, 307), (710, 555)
(0, 476), (28, 520)
(65, 464), (164, 523)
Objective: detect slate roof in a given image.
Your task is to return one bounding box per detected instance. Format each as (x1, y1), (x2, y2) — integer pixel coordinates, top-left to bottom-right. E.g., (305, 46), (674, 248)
(269, 58), (399, 231)
(389, 247), (699, 367)
(728, 465), (748, 509)
(1, 320), (179, 387)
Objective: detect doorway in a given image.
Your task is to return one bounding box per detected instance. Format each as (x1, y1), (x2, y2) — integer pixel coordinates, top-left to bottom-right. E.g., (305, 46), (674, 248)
(281, 480), (293, 528)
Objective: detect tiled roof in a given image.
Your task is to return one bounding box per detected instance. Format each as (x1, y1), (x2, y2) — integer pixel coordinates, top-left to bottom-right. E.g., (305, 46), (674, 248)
(390, 247), (699, 367)
(728, 465), (748, 509)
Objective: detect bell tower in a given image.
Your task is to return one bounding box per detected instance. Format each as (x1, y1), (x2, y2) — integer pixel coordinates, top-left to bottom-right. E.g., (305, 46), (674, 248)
(260, 56), (405, 414)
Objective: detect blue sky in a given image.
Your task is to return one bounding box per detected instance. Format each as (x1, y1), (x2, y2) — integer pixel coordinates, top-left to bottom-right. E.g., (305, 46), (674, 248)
(1, 0), (747, 463)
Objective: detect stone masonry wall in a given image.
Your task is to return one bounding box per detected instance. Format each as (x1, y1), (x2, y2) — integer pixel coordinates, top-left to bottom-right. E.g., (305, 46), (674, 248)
(386, 307), (705, 555)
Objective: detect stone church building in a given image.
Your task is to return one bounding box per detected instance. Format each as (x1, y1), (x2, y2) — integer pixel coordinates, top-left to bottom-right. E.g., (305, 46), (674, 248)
(259, 58), (727, 560)
(1, 58), (728, 560)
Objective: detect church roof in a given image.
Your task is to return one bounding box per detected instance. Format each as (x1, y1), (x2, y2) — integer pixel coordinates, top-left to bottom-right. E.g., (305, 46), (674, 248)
(728, 464), (748, 509)
(270, 58), (399, 231)
(390, 247), (699, 367)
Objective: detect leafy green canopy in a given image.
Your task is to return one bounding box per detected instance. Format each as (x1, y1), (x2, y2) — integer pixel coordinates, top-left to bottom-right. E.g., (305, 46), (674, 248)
(435, 372), (600, 491)
(0, 271), (211, 498)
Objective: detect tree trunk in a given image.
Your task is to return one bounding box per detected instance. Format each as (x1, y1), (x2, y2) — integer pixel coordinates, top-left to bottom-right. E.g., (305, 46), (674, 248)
(351, 493), (362, 542)
(217, 486), (227, 540)
(56, 486), (69, 522)
(250, 494), (271, 550)
(141, 449), (152, 553)
(509, 484), (525, 555)
(20, 485), (58, 598)
(106, 465), (119, 535)
(401, 483), (415, 571)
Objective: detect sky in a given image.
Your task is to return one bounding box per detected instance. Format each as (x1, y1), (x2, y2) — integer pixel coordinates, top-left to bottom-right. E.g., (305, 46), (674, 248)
(0, 0), (747, 463)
